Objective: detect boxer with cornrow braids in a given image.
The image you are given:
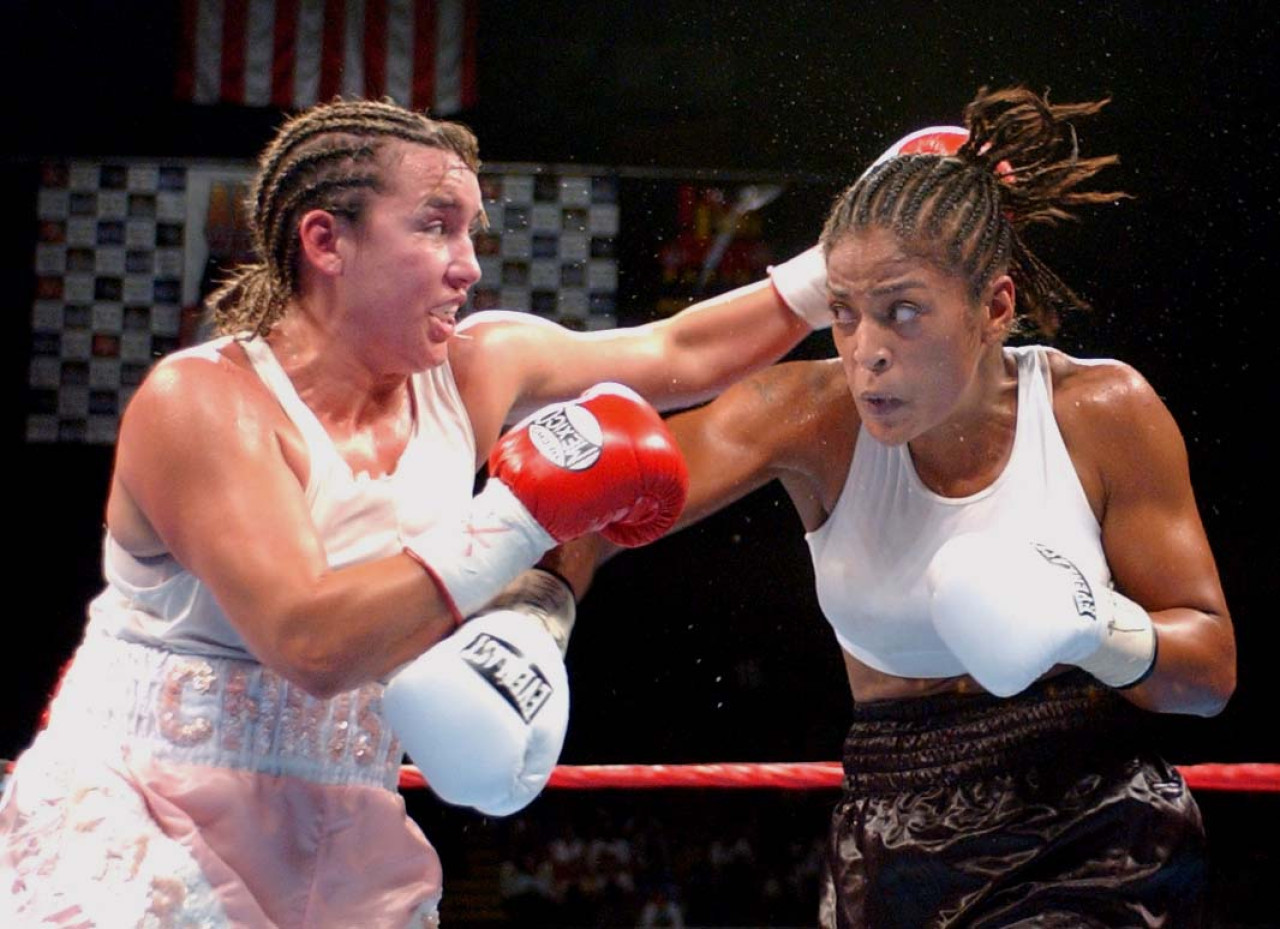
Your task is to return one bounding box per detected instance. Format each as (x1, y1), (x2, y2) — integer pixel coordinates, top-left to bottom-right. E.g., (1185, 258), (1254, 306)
(573, 85), (1233, 925)
(0, 91), (840, 927)
(209, 98), (482, 337)
(827, 86), (1129, 335)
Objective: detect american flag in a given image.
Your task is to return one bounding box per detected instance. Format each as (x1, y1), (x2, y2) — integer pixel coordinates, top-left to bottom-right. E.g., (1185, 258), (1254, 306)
(174, 0), (477, 115)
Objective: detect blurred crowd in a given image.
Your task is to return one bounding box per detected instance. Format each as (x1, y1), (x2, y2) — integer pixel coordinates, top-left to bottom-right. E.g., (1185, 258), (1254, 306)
(490, 793), (829, 928)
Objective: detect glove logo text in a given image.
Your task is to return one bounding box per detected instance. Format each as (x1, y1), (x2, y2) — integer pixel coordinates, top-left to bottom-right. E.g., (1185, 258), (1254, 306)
(528, 404), (603, 471)
(1031, 542), (1098, 622)
(460, 632), (555, 722)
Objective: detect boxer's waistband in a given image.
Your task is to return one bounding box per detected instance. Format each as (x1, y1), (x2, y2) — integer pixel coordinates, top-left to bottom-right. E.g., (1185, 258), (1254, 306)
(841, 671), (1140, 795)
(43, 633), (403, 790)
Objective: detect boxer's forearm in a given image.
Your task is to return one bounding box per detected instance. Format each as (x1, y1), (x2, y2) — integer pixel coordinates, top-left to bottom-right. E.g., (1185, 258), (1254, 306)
(536, 534), (618, 602)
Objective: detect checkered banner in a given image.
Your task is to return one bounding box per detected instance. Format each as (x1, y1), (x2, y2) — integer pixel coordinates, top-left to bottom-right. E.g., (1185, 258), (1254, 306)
(471, 168), (620, 328)
(25, 160), (620, 444)
(28, 162), (188, 445)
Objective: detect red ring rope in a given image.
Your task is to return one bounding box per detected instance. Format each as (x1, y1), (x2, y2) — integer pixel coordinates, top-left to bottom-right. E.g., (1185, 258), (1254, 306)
(4, 759), (1275, 793)
(398, 761), (1280, 793)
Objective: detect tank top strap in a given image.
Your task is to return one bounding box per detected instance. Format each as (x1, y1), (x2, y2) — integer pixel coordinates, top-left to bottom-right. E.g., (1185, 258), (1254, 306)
(1005, 345), (1052, 468)
(238, 336), (344, 477)
(1012, 344), (1053, 414)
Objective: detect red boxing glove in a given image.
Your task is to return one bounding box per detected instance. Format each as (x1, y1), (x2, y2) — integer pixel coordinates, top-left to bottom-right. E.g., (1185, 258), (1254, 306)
(862, 125), (1014, 183)
(860, 125), (969, 180)
(490, 383), (689, 548)
(885, 125), (970, 157)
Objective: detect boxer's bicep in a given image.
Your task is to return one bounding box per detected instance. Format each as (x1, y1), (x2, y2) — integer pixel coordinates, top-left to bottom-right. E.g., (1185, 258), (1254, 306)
(111, 354), (346, 683)
(1058, 359), (1234, 715)
(666, 365), (808, 530)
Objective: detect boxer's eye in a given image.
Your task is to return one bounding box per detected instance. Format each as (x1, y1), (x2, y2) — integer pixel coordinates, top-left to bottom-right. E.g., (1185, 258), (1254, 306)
(830, 303), (858, 327)
(889, 303), (921, 325)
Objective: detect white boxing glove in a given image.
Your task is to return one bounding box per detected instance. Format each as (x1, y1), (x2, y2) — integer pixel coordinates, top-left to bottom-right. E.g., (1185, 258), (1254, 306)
(383, 571), (575, 816)
(926, 531), (1158, 697)
(768, 245), (829, 330)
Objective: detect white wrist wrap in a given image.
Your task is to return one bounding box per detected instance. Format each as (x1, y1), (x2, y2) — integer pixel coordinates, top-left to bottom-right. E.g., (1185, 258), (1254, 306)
(767, 244), (829, 329)
(480, 569), (577, 655)
(1079, 588), (1158, 688)
(404, 480), (556, 622)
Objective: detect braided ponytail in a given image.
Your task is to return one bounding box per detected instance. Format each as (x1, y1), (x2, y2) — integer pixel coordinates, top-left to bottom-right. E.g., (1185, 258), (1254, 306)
(823, 86), (1128, 336)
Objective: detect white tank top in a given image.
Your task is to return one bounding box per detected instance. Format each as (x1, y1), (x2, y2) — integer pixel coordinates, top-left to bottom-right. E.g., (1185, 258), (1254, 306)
(804, 346), (1110, 678)
(86, 335), (478, 660)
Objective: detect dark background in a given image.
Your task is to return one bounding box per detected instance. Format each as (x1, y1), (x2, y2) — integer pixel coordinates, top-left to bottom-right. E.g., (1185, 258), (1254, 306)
(3, 0), (1277, 922)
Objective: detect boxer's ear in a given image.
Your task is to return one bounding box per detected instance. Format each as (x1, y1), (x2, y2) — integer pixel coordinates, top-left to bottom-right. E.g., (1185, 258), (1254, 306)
(981, 275), (1016, 344)
(297, 208), (345, 277)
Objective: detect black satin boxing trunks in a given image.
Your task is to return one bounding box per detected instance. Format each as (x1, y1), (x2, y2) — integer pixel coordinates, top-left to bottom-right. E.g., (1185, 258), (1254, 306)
(818, 671), (1207, 928)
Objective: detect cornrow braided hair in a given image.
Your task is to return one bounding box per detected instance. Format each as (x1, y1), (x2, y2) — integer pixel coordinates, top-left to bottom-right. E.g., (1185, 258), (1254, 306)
(207, 97), (481, 338)
(821, 86), (1129, 336)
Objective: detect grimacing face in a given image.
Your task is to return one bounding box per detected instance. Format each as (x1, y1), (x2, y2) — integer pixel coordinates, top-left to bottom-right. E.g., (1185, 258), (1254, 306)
(331, 142), (484, 374)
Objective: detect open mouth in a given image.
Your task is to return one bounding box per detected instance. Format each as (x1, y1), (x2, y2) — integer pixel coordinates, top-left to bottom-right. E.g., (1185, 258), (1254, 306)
(859, 394), (905, 417)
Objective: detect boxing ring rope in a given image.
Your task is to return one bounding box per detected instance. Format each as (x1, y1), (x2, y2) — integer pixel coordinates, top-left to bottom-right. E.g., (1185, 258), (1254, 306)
(3, 759), (1275, 793)
(398, 761), (1280, 794)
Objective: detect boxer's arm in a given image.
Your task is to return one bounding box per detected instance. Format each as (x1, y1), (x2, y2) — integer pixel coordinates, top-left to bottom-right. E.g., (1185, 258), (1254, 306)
(115, 361), (686, 698)
(1070, 362), (1236, 716)
(509, 369), (801, 638)
(667, 360), (845, 532)
(558, 359), (843, 593)
(113, 353), (456, 698)
(510, 381), (785, 594)
(928, 363), (1235, 715)
(451, 126), (976, 445)
(536, 539), (611, 603)
(452, 258), (817, 436)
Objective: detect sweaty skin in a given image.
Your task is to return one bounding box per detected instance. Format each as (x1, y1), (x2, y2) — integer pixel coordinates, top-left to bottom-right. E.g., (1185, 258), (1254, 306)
(662, 228), (1233, 716)
(108, 141), (813, 699)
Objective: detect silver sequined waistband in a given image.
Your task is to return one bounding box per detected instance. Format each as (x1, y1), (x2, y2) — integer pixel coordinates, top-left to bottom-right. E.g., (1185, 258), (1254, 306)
(42, 633), (404, 790)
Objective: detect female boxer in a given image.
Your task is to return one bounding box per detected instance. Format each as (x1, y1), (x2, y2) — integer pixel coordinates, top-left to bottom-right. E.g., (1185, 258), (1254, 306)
(0, 97), (829, 927)
(660, 86), (1234, 926)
